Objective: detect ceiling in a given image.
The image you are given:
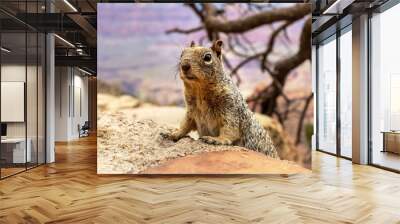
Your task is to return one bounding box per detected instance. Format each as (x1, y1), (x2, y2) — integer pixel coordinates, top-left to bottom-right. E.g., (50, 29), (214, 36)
(311, 0), (390, 44)
(0, 0), (97, 74)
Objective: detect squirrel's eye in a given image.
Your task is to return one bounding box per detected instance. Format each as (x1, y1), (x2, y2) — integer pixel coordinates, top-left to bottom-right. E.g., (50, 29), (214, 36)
(203, 53), (212, 63)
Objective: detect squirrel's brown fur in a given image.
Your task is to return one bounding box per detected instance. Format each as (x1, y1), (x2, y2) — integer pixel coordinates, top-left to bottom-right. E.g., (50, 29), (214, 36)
(161, 40), (279, 158)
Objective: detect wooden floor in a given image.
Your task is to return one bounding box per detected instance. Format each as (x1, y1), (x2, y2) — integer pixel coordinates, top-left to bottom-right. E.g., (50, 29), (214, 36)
(0, 167), (26, 178)
(372, 150), (400, 171)
(0, 135), (400, 223)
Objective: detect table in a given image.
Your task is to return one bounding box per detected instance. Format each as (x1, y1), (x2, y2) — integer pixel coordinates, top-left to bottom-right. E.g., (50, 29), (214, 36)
(1, 138), (31, 163)
(382, 131), (400, 154)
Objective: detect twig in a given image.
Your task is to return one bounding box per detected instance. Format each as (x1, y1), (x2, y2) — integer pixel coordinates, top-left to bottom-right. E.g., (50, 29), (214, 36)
(230, 52), (264, 77)
(166, 26), (204, 34)
(226, 35), (253, 58)
(261, 20), (295, 71)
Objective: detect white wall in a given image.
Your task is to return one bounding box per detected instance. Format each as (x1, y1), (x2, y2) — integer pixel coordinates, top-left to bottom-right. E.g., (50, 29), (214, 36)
(55, 67), (89, 141)
(1, 82), (25, 122)
(1, 63), (46, 164)
(1, 65), (33, 138)
(75, 71), (89, 138)
(1, 65), (26, 135)
(55, 66), (70, 141)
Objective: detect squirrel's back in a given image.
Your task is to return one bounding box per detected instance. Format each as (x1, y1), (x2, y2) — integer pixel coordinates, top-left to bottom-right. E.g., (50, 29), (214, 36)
(226, 81), (278, 157)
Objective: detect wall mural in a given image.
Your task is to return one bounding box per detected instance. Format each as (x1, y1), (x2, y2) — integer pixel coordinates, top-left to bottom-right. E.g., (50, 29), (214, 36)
(97, 3), (313, 174)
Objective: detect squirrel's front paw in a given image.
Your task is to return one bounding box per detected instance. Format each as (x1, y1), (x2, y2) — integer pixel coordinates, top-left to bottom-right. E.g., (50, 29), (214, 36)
(200, 136), (232, 145)
(160, 131), (182, 142)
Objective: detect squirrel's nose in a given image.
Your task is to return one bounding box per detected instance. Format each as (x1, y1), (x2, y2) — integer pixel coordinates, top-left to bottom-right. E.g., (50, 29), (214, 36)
(181, 63), (191, 72)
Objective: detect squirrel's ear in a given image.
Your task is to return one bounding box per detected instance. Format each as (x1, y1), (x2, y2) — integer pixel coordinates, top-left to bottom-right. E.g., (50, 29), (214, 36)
(211, 40), (223, 59)
(190, 41), (195, 48)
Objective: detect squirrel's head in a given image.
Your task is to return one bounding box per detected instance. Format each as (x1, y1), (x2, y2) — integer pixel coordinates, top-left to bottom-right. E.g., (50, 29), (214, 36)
(179, 40), (225, 84)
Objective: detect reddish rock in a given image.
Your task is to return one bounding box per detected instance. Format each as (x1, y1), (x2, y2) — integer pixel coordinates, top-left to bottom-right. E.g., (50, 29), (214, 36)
(143, 150), (310, 174)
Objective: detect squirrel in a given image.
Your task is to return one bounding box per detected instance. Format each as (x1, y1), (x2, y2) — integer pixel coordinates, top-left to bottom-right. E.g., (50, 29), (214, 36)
(161, 40), (279, 159)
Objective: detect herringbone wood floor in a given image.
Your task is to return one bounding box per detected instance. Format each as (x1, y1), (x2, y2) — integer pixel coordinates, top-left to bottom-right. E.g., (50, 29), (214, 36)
(1, 135), (400, 224)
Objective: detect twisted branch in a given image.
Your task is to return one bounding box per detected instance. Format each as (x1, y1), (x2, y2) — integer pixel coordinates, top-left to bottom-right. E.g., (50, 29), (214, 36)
(203, 4), (310, 33)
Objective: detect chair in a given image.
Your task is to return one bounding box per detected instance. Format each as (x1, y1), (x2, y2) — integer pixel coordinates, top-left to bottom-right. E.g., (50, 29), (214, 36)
(79, 121), (90, 138)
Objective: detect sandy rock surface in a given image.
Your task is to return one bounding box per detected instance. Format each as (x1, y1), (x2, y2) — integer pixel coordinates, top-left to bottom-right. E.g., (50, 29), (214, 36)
(127, 105), (308, 167)
(98, 110), (248, 174)
(97, 93), (310, 174)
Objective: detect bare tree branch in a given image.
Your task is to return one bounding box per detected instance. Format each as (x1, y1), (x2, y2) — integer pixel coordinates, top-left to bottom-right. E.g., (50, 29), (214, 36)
(166, 26), (204, 34)
(203, 3), (217, 17)
(226, 35), (253, 58)
(273, 16), (311, 76)
(239, 34), (257, 53)
(185, 3), (205, 21)
(246, 79), (289, 104)
(203, 4), (310, 33)
(250, 16), (311, 115)
(261, 20), (295, 71)
(175, 3), (313, 135)
(229, 52), (263, 77)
